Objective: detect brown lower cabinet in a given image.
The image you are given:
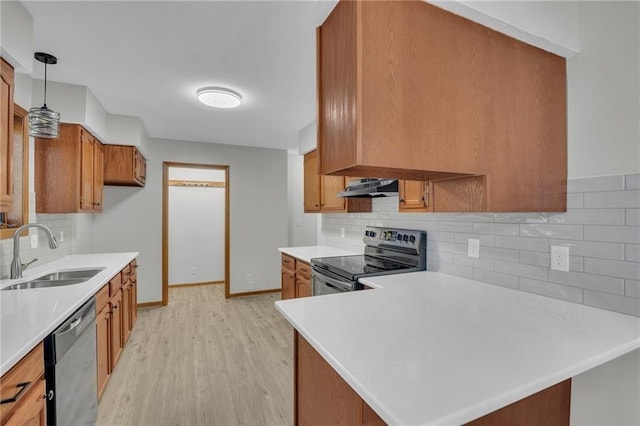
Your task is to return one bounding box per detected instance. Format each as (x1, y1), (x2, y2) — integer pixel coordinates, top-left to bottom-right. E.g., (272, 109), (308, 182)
(296, 332), (385, 426)
(0, 343), (46, 426)
(281, 254), (312, 300)
(96, 259), (138, 401)
(295, 332), (571, 426)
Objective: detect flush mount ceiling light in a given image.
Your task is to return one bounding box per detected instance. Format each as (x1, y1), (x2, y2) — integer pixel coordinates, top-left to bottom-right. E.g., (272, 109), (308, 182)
(196, 87), (242, 109)
(29, 52), (61, 138)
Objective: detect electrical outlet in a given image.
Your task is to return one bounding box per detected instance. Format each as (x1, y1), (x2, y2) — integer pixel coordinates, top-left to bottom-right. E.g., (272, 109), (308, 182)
(468, 239), (480, 258)
(59, 230), (64, 242)
(341, 227), (346, 238)
(30, 234), (39, 249)
(551, 246), (570, 271)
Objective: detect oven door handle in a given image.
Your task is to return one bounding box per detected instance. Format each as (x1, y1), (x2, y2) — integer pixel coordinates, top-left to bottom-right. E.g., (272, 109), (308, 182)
(316, 272), (352, 292)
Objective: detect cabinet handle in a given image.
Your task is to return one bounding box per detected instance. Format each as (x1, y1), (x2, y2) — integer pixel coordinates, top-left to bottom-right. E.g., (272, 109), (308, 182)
(1, 382), (30, 404)
(399, 198), (405, 203)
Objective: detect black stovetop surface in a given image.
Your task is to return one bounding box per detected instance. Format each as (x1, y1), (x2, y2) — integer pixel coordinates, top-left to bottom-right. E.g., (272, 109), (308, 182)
(311, 254), (414, 281)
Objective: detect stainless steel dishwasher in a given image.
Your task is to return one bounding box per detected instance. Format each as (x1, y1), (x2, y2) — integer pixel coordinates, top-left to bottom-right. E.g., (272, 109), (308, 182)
(45, 297), (97, 426)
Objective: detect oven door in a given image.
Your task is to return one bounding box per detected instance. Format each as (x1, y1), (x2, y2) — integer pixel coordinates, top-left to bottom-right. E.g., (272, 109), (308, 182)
(312, 268), (355, 296)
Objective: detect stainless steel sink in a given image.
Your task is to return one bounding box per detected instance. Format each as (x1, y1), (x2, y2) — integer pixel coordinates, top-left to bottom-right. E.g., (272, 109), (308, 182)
(2, 267), (105, 291)
(34, 268), (105, 281)
(4, 279), (88, 290)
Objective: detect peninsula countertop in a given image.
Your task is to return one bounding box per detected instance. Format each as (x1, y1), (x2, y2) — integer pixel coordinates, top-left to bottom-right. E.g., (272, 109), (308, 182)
(275, 271), (640, 425)
(0, 252), (138, 374)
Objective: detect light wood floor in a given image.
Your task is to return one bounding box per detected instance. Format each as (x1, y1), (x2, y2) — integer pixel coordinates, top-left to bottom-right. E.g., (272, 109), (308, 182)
(96, 285), (293, 426)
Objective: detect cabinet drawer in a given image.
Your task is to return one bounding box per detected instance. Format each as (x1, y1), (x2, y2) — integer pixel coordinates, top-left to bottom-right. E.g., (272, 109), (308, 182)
(0, 343), (44, 423)
(296, 261), (311, 280)
(121, 264), (133, 284)
(109, 272), (123, 296)
(95, 284), (109, 312)
(282, 254), (296, 272)
(130, 260), (138, 281)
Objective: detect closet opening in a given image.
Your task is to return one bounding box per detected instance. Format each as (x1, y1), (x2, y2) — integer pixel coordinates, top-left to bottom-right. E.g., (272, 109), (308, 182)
(162, 162), (230, 305)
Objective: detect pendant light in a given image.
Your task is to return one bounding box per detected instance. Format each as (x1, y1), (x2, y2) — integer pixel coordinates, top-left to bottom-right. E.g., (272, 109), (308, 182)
(29, 52), (60, 138)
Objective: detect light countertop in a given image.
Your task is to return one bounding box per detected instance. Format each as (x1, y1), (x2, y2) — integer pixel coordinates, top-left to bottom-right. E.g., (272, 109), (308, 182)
(0, 252), (138, 374)
(278, 245), (359, 263)
(275, 271), (640, 425)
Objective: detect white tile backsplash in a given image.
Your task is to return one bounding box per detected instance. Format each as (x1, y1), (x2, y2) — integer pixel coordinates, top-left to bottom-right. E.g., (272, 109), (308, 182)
(322, 174), (640, 316)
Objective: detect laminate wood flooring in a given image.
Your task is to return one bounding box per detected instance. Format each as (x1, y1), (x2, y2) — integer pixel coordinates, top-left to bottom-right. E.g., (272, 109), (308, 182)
(96, 285), (293, 426)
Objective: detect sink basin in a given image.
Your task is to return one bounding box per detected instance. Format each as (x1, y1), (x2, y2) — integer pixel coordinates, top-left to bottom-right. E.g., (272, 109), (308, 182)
(34, 268), (105, 281)
(2, 267), (105, 291)
(3, 279), (87, 290)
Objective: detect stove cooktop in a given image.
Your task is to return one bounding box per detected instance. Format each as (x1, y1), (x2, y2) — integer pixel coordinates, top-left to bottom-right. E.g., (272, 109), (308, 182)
(311, 254), (415, 281)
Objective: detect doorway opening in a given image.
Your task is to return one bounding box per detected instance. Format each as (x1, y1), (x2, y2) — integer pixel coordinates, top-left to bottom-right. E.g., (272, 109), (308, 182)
(162, 162), (230, 305)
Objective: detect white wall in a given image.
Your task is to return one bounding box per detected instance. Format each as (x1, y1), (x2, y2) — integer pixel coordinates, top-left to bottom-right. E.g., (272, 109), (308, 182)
(31, 80), (108, 142)
(168, 167), (225, 285)
(79, 137), (288, 302)
(0, 0), (33, 73)
(567, 1), (640, 178)
(287, 151), (318, 247)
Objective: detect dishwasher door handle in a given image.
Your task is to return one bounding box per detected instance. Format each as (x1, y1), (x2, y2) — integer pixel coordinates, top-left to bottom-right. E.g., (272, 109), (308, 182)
(57, 317), (82, 336)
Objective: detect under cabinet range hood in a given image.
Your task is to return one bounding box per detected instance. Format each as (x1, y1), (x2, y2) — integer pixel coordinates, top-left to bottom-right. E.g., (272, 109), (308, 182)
(338, 178), (398, 197)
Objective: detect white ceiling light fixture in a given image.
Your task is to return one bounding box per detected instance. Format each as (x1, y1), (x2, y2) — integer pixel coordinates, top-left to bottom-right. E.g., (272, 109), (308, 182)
(197, 87), (242, 109)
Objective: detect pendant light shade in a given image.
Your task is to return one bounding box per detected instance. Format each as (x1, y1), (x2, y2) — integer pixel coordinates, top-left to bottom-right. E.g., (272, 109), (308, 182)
(29, 52), (60, 139)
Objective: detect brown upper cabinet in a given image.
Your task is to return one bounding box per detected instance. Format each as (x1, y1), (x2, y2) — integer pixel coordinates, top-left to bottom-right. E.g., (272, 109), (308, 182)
(317, 1), (567, 212)
(104, 144), (146, 187)
(1, 58), (15, 214)
(399, 180), (432, 213)
(303, 149), (371, 213)
(35, 123), (104, 213)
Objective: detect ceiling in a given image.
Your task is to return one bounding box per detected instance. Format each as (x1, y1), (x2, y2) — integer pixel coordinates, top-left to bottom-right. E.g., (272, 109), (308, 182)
(21, 0), (338, 150)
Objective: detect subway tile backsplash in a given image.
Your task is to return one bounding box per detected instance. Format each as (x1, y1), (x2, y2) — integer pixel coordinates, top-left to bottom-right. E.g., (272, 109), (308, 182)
(322, 173), (640, 317)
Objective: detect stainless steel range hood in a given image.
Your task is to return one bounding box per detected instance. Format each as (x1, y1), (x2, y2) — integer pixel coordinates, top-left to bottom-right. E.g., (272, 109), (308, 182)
(338, 178), (398, 197)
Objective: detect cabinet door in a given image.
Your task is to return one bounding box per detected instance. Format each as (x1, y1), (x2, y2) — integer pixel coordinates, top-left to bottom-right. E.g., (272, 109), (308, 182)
(0, 58), (14, 212)
(3, 378), (46, 426)
(399, 180), (430, 212)
(134, 149), (146, 185)
(303, 150), (321, 212)
(79, 131), (95, 211)
(296, 277), (312, 298)
(130, 261), (138, 327)
(110, 289), (123, 368)
(296, 333), (361, 425)
(321, 175), (346, 211)
(282, 270), (296, 300)
(92, 140), (103, 212)
(122, 281), (131, 344)
(96, 303), (111, 400)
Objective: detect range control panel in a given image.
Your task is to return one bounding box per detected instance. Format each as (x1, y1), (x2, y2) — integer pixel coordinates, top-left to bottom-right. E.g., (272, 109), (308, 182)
(363, 226), (424, 248)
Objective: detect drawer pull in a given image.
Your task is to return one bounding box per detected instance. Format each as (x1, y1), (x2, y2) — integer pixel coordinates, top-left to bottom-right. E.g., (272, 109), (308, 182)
(1, 381), (30, 404)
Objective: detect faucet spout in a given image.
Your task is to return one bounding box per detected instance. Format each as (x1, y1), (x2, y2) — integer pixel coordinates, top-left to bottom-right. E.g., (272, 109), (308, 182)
(10, 223), (59, 279)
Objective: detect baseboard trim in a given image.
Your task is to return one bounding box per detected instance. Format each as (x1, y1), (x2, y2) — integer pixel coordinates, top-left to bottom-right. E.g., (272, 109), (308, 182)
(169, 280), (224, 288)
(137, 301), (162, 308)
(228, 288), (281, 298)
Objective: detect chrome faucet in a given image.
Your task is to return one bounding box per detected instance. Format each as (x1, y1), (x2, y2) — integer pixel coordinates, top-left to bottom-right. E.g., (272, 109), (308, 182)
(10, 224), (59, 279)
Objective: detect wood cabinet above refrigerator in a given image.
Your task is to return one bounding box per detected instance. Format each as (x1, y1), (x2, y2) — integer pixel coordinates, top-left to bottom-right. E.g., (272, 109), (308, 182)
(317, 0), (567, 212)
(103, 144), (146, 187)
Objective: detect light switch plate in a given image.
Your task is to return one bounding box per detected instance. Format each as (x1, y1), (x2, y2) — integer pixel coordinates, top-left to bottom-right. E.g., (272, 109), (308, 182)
(551, 246), (570, 271)
(468, 239), (480, 258)
(30, 234), (39, 249)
